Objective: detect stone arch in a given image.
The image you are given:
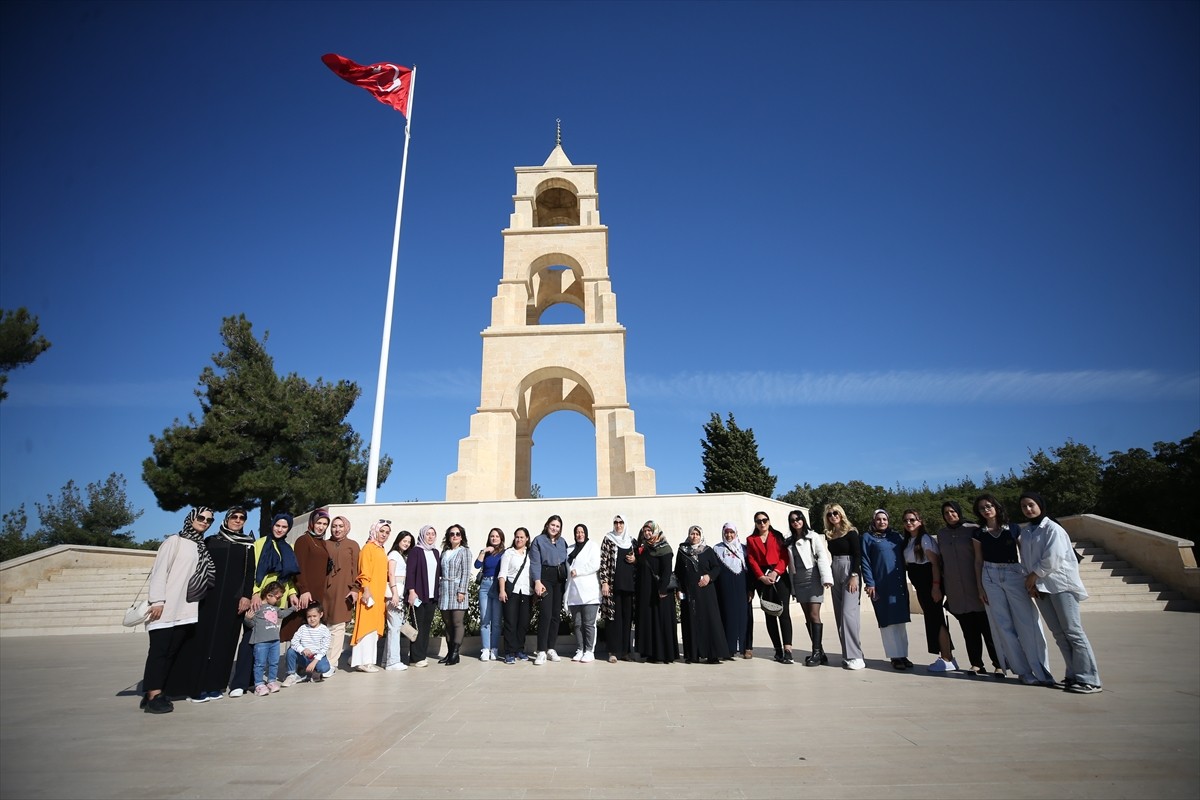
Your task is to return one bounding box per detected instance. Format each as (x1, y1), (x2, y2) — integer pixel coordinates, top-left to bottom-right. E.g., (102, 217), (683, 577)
(509, 366), (598, 499)
(533, 177), (580, 227)
(528, 252), (585, 323)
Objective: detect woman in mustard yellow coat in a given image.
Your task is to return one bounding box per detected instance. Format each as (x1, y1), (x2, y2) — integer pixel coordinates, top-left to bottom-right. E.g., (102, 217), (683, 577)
(350, 520), (391, 672)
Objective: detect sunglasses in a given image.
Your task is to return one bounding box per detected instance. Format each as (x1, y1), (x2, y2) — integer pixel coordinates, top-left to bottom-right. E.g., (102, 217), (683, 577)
(229, 514), (247, 521)
(754, 517), (769, 524)
(379, 519), (392, 524)
(826, 511), (841, 518)
(450, 531), (463, 536)
(196, 515), (214, 523)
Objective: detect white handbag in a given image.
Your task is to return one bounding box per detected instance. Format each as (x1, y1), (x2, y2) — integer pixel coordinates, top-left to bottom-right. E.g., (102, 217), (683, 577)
(121, 569), (154, 627)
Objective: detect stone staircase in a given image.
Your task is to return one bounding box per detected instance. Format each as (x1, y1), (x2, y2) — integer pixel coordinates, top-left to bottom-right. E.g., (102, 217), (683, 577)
(1075, 541), (1198, 612)
(0, 565), (151, 636)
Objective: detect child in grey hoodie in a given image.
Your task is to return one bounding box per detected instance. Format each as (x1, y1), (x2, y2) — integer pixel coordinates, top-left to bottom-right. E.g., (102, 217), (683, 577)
(244, 581), (298, 695)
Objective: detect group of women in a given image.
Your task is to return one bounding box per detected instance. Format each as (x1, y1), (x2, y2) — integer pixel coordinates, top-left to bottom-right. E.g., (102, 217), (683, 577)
(139, 492), (1102, 714)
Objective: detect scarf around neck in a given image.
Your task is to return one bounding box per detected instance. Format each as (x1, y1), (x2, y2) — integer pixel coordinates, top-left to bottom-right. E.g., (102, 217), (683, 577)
(179, 507), (216, 602)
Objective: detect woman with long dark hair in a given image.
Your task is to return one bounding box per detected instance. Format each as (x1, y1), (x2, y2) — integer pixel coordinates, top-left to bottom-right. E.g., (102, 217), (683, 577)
(437, 524), (471, 666)
(530, 514), (568, 666)
(384, 530), (415, 672)
(785, 509), (832, 666)
(499, 526), (533, 664)
(972, 494), (1052, 685)
(746, 511), (794, 663)
(900, 509), (957, 672)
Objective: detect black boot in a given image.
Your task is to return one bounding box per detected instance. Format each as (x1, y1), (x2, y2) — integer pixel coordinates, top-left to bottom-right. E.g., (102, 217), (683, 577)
(805, 623), (825, 666)
(446, 644), (461, 665)
(438, 645), (451, 664)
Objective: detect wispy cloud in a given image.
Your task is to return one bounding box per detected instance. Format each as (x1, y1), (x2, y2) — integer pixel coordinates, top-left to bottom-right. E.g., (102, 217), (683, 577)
(628, 369), (1200, 406)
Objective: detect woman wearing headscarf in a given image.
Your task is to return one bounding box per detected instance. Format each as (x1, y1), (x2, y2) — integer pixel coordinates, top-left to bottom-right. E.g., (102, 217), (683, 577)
(862, 509), (912, 670)
(901, 509), (957, 673)
(140, 507), (215, 714)
(785, 509), (832, 667)
(824, 503), (865, 670)
(675, 525), (729, 664)
(937, 500), (1001, 676)
(565, 523), (601, 662)
(530, 515), (568, 665)
(323, 515), (361, 674)
(229, 511), (302, 694)
(350, 520), (391, 672)
(404, 525), (441, 667)
(599, 515), (637, 663)
(286, 508), (329, 643)
(437, 524), (471, 666)
(713, 522), (749, 660)
(634, 521), (679, 664)
(1019, 491), (1102, 694)
(166, 506), (256, 701)
(746, 511), (794, 663)
(972, 494), (1053, 685)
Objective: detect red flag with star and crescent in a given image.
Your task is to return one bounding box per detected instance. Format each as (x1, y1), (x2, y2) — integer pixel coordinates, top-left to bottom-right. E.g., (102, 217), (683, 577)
(321, 53), (412, 116)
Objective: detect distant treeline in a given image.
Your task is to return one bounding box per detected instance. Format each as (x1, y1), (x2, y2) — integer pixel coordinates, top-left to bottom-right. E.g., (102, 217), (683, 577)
(777, 431), (1198, 545)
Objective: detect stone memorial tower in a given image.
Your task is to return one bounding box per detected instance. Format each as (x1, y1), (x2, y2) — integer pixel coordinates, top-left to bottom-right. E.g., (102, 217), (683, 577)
(446, 135), (656, 501)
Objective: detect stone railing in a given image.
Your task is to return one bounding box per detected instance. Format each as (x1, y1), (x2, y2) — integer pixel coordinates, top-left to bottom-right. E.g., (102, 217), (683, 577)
(1060, 514), (1200, 602)
(0, 545), (156, 605)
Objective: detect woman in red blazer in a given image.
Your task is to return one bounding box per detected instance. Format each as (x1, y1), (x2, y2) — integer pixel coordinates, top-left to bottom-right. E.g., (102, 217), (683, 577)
(745, 511), (794, 663)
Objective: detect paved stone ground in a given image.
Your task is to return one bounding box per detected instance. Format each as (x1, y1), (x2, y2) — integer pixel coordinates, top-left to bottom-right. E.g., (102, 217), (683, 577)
(1, 607), (1197, 800)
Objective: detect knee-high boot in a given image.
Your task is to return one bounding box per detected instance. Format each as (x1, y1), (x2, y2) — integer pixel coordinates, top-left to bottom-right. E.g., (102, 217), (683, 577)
(805, 622), (826, 666)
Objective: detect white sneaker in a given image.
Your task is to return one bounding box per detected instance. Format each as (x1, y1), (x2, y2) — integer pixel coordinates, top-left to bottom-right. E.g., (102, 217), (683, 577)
(411, 659), (429, 668)
(927, 657), (956, 673)
(547, 649), (561, 662)
(281, 674), (301, 688)
(479, 650), (491, 662)
(581, 651), (595, 663)
(227, 688), (244, 698)
(571, 650), (584, 662)
(385, 663), (408, 671)
(844, 658), (865, 670)
(534, 651), (547, 666)
(490, 648), (499, 660)
(322, 667), (337, 678)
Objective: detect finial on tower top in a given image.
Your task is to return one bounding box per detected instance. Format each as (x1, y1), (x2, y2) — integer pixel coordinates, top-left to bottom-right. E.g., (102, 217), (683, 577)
(555, 118), (561, 147)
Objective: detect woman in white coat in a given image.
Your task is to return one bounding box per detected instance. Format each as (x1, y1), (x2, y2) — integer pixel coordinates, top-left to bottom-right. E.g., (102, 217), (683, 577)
(786, 509), (833, 666)
(565, 523), (601, 662)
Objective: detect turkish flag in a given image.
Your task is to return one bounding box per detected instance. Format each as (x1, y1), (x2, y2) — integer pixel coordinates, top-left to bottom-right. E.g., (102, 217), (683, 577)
(321, 53), (412, 116)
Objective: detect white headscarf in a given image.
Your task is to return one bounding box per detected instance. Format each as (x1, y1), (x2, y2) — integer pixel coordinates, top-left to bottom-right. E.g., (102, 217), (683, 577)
(605, 515), (634, 550)
(714, 522), (744, 574)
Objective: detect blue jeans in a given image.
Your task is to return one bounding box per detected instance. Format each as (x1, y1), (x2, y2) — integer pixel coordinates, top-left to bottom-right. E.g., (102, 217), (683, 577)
(252, 641), (280, 685)
(983, 562), (1052, 682)
(286, 647), (331, 677)
(478, 577), (502, 652)
(1035, 591), (1101, 687)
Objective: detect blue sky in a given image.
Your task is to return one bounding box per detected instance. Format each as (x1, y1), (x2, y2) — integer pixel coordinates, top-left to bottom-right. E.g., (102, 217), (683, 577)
(1, 0), (1197, 541)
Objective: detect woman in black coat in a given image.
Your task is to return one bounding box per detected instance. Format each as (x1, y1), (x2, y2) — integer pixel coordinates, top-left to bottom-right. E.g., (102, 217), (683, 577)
(634, 521), (679, 664)
(675, 525), (730, 664)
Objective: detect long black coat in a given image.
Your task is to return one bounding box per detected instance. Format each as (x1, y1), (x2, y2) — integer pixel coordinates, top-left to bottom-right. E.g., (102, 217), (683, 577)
(634, 544), (678, 663)
(676, 547), (731, 662)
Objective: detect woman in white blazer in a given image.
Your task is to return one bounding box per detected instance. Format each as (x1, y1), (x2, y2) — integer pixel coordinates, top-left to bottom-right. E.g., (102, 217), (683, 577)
(565, 523), (602, 662)
(786, 509), (833, 666)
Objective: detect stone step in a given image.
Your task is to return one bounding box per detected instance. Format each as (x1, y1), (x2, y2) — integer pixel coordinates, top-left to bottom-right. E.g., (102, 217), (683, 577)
(45, 572), (150, 584)
(0, 624), (141, 637)
(11, 585), (149, 602)
(49, 566), (154, 576)
(6, 593), (138, 607)
(1079, 598), (1169, 612)
(1, 607), (145, 627)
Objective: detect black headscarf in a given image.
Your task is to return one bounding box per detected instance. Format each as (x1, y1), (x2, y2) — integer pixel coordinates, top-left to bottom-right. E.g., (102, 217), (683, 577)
(217, 507), (256, 545)
(568, 524), (589, 564)
(1019, 491), (1049, 525)
(941, 501), (966, 529)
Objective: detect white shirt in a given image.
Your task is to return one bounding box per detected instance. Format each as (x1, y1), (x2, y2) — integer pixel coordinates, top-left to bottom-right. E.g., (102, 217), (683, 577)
(385, 550), (407, 599)
(903, 533), (939, 566)
(564, 539), (601, 607)
(500, 548), (532, 595)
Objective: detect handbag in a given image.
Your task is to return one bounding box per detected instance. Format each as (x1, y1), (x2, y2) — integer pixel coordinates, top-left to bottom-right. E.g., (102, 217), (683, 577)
(759, 583), (784, 617)
(122, 567), (154, 627)
(399, 606), (418, 642)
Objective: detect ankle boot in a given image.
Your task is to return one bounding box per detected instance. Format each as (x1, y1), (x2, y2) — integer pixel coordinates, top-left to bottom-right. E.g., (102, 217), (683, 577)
(805, 623), (825, 666)
(437, 648), (451, 664)
(446, 644), (461, 665)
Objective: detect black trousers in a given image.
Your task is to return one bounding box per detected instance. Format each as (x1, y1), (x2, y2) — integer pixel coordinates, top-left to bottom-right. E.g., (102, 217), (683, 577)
(604, 590), (635, 658)
(757, 581), (793, 651)
(229, 625), (254, 691)
(949, 609), (998, 669)
(502, 593), (532, 656)
(536, 575), (564, 652)
(410, 601), (437, 663)
(143, 624), (195, 693)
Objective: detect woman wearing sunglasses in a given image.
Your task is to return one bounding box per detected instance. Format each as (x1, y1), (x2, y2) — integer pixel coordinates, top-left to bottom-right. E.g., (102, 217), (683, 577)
(823, 504), (864, 670)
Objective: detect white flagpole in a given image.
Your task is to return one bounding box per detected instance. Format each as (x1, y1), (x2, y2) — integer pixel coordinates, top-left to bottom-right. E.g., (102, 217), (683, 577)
(365, 64), (416, 505)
